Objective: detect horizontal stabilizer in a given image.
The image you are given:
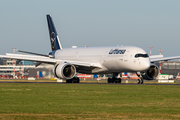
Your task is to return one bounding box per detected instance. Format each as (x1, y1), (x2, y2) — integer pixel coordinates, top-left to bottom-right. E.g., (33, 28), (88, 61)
(17, 50), (50, 57)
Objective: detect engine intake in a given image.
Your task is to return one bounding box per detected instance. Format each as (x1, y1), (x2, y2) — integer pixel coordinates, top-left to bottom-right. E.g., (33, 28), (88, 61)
(53, 63), (76, 80)
(142, 64), (159, 80)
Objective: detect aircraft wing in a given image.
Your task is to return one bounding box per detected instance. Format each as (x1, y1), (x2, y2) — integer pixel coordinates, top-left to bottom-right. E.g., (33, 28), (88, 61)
(150, 56), (180, 62)
(0, 53), (102, 68)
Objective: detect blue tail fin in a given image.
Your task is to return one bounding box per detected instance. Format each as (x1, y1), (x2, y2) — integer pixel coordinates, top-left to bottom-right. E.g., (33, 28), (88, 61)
(46, 14), (62, 51)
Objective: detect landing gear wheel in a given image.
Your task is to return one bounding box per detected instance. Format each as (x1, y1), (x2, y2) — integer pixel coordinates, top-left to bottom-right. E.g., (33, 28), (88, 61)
(140, 77), (143, 84)
(66, 77), (80, 83)
(136, 72), (144, 84)
(108, 78), (112, 83)
(77, 77), (80, 83)
(66, 79), (72, 83)
(73, 77), (80, 83)
(108, 77), (121, 83)
(137, 78), (143, 84)
(137, 79), (140, 84)
(74, 77), (80, 83)
(118, 78), (121, 83)
(112, 77), (115, 83)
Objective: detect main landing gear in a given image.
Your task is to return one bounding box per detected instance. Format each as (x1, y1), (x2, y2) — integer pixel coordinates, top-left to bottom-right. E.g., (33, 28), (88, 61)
(136, 72), (144, 84)
(108, 77), (121, 83)
(66, 77), (80, 83)
(107, 73), (121, 83)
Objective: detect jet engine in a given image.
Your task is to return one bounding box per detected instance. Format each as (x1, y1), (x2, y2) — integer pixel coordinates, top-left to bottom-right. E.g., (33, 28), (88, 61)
(142, 64), (159, 80)
(53, 63), (76, 80)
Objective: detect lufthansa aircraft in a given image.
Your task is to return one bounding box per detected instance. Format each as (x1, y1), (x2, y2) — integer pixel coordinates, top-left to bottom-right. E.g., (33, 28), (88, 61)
(1, 15), (180, 84)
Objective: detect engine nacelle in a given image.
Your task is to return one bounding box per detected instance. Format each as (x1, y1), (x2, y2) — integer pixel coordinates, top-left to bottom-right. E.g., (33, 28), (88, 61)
(142, 64), (159, 80)
(53, 63), (76, 80)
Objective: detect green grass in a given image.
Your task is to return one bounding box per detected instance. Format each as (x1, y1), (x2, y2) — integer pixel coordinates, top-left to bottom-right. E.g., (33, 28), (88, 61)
(0, 83), (180, 119)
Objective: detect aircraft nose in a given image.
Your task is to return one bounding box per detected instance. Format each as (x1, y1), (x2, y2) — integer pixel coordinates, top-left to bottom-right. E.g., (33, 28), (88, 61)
(143, 59), (150, 70)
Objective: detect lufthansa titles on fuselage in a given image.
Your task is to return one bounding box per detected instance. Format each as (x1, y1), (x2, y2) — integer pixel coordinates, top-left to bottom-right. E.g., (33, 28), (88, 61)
(109, 49), (126, 54)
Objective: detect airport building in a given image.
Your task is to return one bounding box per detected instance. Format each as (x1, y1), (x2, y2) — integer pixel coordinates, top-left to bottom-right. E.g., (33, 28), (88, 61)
(0, 58), (54, 79)
(159, 61), (180, 76)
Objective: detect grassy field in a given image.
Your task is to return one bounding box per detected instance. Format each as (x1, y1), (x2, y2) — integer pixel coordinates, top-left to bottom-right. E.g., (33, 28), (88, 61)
(0, 83), (180, 119)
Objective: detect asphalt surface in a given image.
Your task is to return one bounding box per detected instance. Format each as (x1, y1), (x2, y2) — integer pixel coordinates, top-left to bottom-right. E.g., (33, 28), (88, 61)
(0, 80), (180, 86)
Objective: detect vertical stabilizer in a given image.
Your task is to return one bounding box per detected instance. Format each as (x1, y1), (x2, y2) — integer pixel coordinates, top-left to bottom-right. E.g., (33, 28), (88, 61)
(46, 14), (62, 51)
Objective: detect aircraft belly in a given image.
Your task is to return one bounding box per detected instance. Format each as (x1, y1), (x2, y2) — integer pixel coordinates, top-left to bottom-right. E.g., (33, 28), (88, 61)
(103, 60), (118, 71)
(76, 65), (109, 74)
(115, 60), (131, 72)
(103, 59), (138, 72)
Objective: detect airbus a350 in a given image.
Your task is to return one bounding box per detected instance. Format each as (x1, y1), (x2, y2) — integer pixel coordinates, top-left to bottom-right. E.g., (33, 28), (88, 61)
(1, 15), (180, 84)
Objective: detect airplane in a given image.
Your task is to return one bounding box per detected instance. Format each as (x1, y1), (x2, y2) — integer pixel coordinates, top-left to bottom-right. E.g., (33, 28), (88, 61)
(0, 14), (180, 84)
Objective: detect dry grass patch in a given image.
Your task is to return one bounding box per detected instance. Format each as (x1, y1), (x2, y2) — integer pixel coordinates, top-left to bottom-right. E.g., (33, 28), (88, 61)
(0, 113), (180, 120)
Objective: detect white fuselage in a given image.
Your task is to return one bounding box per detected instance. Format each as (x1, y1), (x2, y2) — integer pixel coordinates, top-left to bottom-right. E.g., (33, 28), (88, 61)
(54, 46), (150, 74)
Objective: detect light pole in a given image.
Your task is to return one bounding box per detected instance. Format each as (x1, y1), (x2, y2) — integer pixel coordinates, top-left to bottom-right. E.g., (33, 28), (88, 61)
(12, 47), (16, 79)
(158, 49), (163, 74)
(159, 49), (162, 55)
(148, 46), (153, 56)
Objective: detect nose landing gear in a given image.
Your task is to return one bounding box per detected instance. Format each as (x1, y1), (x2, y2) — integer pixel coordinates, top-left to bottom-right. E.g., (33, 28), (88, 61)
(136, 72), (144, 84)
(137, 78), (143, 84)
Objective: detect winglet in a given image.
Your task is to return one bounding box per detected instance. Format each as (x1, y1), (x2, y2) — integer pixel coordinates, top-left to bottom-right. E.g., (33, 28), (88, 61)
(46, 14), (62, 51)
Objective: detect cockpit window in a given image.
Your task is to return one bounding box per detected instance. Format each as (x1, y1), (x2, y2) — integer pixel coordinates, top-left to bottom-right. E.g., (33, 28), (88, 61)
(135, 54), (149, 58)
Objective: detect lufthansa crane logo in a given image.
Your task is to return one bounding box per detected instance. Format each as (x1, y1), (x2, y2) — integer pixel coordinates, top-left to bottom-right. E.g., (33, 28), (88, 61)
(109, 49), (126, 54)
(51, 32), (56, 49)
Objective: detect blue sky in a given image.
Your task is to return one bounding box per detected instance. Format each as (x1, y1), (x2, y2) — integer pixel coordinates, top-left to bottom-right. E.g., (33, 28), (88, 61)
(0, 0), (180, 56)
